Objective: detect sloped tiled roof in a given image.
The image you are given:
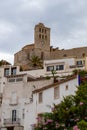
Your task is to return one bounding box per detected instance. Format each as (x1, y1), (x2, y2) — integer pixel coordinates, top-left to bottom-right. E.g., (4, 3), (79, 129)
(33, 75), (77, 93)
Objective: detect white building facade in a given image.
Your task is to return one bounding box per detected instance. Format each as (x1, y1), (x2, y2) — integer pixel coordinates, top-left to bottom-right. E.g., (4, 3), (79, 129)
(18, 57), (86, 78)
(24, 75), (79, 130)
(0, 56), (84, 130)
(0, 72), (53, 130)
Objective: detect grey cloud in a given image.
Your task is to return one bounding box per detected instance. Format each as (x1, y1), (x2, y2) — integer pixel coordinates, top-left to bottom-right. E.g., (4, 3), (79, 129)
(0, 0), (87, 62)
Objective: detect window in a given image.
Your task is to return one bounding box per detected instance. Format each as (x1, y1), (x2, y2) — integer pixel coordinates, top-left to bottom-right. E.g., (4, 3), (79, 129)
(39, 28), (41, 32)
(56, 65), (64, 70)
(12, 110), (16, 121)
(4, 68), (9, 76)
(45, 35), (47, 40)
(8, 78), (15, 82)
(45, 29), (47, 34)
(54, 86), (59, 99)
(22, 109), (25, 119)
(65, 85), (68, 90)
(16, 78), (23, 82)
(38, 92), (43, 103)
(11, 67), (16, 75)
(82, 53), (85, 57)
(76, 61), (82, 65)
(56, 65), (59, 70)
(59, 65), (64, 70)
(47, 66), (54, 71)
(39, 34), (41, 39)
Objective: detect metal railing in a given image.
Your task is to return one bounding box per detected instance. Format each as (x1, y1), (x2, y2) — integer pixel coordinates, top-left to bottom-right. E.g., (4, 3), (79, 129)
(4, 118), (20, 125)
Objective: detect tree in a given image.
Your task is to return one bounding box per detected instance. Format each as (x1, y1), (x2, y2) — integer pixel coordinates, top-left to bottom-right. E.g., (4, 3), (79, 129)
(35, 82), (87, 129)
(0, 60), (11, 66)
(53, 96), (76, 128)
(30, 55), (43, 69)
(74, 84), (87, 120)
(77, 120), (87, 130)
(51, 70), (57, 83)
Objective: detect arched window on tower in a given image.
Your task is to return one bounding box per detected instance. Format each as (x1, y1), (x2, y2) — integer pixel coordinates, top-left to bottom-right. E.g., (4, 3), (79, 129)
(39, 34), (41, 39)
(82, 53), (85, 57)
(45, 35), (47, 40)
(39, 28), (41, 32)
(45, 29), (47, 34)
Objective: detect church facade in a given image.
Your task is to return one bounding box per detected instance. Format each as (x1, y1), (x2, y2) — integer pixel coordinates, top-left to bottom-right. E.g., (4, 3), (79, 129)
(14, 23), (87, 70)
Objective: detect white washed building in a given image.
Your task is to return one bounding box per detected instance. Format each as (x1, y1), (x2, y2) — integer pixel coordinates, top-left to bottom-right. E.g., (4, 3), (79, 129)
(24, 75), (79, 130)
(0, 56), (85, 130)
(18, 57), (86, 78)
(1, 72), (53, 130)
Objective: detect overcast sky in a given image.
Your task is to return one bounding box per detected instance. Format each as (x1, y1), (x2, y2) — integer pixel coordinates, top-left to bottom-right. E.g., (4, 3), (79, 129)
(0, 0), (87, 64)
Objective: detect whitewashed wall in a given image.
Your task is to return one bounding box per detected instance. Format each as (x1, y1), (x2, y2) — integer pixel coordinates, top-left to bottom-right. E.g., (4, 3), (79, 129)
(1, 75), (53, 129)
(24, 76), (78, 130)
(18, 57), (86, 78)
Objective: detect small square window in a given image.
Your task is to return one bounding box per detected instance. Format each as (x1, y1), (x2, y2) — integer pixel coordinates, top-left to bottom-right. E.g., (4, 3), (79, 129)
(11, 67), (16, 75)
(56, 65), (64, 70)
(59, 65), (64, 70)
(76, 61), (82, 65)
(56, 65), (59, 70)
(4, 68), (9, 76)
(65, 85), (68, 90)
(47, 66), (54, 71)
(38, 92), (43, 103)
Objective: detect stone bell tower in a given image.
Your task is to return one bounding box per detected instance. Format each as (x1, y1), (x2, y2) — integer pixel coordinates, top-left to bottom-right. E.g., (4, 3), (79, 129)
(34, 23), (50, 60)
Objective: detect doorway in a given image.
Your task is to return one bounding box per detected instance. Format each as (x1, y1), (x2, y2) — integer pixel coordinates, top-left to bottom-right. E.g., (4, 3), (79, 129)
(7, 127), (14, 130)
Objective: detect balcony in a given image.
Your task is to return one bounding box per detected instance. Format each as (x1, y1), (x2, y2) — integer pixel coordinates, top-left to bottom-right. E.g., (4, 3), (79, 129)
(76, 65), (84, 67)
(69, 65), (76, 68)
(69, 64), (85, 70)
(4, 118), (20, 126)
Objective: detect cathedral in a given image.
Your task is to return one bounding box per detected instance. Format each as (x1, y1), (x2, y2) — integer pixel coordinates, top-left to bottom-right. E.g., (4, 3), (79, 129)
(14, 23), (87, 70)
